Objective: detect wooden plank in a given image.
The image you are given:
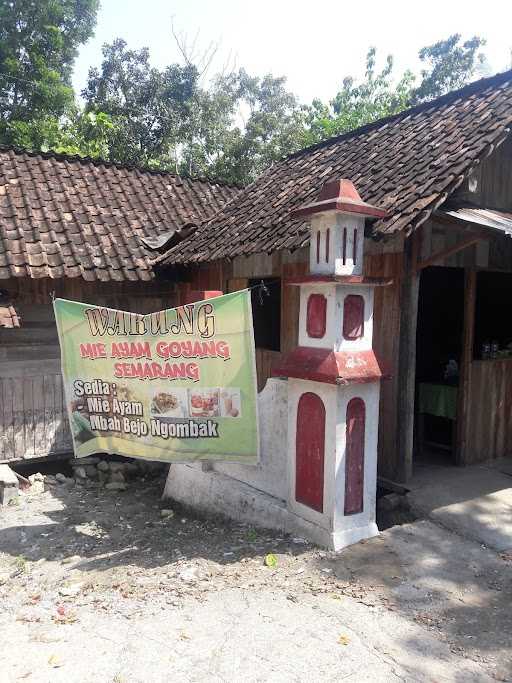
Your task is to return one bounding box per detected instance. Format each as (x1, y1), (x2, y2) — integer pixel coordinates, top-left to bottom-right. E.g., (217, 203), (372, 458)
(227, 278), (249, 293)
(282, 261), (307, 354)
(3, 378), (16, 460)
(0, 379), (13, 460)
(43, 374), (57, 452)
(32, 376), (46, 458)
(0, 359), (62, 378)
(466, 359), (512, 463)
(54, 374), (71, 451)
(455, 269), (476, 465)
(416, 236), (483, 271)
(365, 251), (402, 480)
(21, 376), (32, 458)
(396, 232), (420, 482)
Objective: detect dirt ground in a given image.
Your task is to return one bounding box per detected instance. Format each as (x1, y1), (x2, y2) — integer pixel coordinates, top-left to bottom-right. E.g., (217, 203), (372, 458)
(1, 471), (511, 682)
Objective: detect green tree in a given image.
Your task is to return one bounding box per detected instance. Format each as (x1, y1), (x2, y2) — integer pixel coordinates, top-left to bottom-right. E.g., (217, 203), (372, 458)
(181, 69), (305, 185)
(82, 42), (305, 184)
(6, 110), (117, 159)
(302, 35), (487, 148)
(410, 34), (487, 103)
(0, 0), (99, 141)
(82, 39), (199, 168)
(302, 48), (414, 146)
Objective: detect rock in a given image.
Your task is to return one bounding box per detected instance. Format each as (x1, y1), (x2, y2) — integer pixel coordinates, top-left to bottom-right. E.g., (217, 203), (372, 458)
(179, 567), (199, 583)
(59, 582), (84, 597)
(28, 474), (45, 494)
(378, 493), (406, 513)
(84, 465), (98, 479)
(109, 471), (125, 483)
(97, 461), (109, 473)
(71, 456), (99, 467)
(0, 464), (19, 505)
(145, 461), (164, 473)
(55, 473), (67, 483)
(98, 470), (109, 485)
(62, 555), (81, 565)
(74, 467), (87, 480)
(123, 463), (139, 475)
(160, 509), (175, 519)
(45, 475), (57, 485)
(105, 482), (127, 491)
(109, 462), (125, 473)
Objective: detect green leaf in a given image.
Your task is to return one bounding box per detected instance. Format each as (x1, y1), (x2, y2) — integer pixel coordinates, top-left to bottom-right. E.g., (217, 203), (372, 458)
(264, 553), (278, 568)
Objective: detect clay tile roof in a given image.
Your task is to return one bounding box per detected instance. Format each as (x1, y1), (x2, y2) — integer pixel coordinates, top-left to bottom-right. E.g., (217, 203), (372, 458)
(0, 149), (240, 280)
(156, 69), (512, 265)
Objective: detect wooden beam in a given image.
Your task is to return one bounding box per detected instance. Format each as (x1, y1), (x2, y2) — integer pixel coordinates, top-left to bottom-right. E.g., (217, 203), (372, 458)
(396, 230), (421, 483)
(416, 236), (482, 272)
(455, 269), (476, 465)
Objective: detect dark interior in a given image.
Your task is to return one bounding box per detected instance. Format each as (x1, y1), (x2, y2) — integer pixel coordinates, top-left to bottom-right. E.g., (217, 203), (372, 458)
(415, 267), (465, 456)
(474, 271), (512, 358)
(250, 277), (281, 352)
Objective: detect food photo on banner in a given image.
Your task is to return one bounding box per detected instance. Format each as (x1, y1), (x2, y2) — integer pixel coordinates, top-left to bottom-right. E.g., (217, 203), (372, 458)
(53, 291), (259, 464)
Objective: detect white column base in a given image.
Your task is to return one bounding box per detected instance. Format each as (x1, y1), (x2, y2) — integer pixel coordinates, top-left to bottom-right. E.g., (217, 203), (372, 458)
(288, 514), (379, 551)
(330, 522), (379, 551)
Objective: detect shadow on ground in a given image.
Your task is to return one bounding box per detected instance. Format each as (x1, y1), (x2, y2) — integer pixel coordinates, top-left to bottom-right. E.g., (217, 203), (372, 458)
(1, 466), (511, 680)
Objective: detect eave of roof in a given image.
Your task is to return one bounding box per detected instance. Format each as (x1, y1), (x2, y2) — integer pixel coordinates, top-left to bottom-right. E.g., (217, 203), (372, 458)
(441, 207), (512, 238)
(155, 68), (512, 266)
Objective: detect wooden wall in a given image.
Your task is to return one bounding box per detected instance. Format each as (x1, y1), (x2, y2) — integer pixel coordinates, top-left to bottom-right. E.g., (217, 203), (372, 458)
(464, 360), (512, 463)
(0, 276), (177, 461)
(453, 134), (512, 213)
(365, 251), (403, 479)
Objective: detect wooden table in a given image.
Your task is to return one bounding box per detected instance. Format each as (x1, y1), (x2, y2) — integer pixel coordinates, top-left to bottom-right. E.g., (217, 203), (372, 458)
(417, 382), (458, 456)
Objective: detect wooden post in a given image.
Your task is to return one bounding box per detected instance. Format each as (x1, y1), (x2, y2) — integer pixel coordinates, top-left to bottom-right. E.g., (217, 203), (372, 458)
(396, 232), (420, 483)
(455, 268), (476, 465)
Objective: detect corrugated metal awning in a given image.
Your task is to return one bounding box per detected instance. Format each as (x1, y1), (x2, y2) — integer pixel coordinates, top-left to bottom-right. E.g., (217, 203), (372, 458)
(440, 207), (512, 237)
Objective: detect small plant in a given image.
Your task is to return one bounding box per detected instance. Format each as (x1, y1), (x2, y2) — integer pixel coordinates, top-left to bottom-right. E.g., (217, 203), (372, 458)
(264, 553), (278, 568)
(13, 555), (27, 572)
(247, 528), (258, 542)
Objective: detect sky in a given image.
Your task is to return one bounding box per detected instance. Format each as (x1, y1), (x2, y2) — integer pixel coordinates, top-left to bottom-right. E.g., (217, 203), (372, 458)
(74, 0), (512, 104)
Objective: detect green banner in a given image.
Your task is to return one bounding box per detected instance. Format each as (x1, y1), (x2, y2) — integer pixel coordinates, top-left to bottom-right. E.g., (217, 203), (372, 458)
(53, 291), (259, 464)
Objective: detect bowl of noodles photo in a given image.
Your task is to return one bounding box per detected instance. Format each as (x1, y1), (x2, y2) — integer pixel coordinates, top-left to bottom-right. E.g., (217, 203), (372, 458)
(150, 388), (188, 418)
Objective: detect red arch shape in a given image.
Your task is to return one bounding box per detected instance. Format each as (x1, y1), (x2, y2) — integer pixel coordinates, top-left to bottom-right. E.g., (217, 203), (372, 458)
(306, 293), (327, 339)
(296, 392), (325, 512)
(345, 397), (365, 515)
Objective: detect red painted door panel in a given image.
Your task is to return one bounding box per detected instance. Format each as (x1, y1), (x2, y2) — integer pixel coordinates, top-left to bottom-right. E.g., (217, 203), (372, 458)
(296, 392), (325, 512)
(344, 397), (365, 515)
(306, 293), (327, 338)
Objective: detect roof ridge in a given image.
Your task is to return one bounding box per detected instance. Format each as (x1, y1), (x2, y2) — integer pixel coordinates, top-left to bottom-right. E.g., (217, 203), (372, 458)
(0, 145), (244, 190)
(287, 68), (512, 161)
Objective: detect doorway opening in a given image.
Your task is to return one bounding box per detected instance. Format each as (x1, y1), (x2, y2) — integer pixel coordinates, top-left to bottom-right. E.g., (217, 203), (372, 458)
(415, 266), (464, 464)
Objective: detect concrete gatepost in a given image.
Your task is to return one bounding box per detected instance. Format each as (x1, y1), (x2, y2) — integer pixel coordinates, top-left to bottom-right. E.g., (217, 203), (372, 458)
(273, 179), (390, 550)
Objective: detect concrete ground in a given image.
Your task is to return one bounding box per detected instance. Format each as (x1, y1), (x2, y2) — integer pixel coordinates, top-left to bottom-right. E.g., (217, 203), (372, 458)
(408, 458), (512, 552)
(0, 474), (511, 682)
